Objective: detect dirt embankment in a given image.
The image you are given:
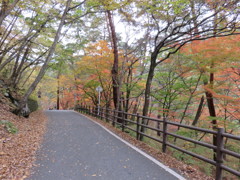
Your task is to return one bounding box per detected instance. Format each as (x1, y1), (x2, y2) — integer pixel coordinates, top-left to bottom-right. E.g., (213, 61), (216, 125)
(0, 103), (47, 180)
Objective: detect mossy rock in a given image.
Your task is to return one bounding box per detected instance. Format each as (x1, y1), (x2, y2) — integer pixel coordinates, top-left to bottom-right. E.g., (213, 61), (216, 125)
(28, 98), (38, 112)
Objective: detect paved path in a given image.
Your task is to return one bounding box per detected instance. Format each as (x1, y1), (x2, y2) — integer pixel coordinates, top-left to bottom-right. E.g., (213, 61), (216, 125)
(28, 110), (184, 180)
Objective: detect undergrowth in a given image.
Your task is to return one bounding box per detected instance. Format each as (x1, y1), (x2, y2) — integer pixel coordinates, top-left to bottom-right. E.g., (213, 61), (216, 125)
(0, 120), (18, 134)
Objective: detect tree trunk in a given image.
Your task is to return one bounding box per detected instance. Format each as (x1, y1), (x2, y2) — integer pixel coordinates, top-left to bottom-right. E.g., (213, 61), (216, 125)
(140, 53), (157, 140)
(15, 0), (72, 115)
(192, 95), (205, 126)
(106, 10), (122, 122)
(142, 57), (157, 117)
(107, 11), (120, 109)
(124, 66), (132, 119)
(0, 0), (19, 27)
(157, 104), (161, 136)
(131, 97), (139, 121)
(204, 70), (218, 161)
(10, 43), (31, 88)
(106, 10), (119, 109)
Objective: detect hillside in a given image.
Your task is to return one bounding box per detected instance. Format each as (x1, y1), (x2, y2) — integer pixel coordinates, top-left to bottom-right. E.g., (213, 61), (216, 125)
(0, 101), (46, 179)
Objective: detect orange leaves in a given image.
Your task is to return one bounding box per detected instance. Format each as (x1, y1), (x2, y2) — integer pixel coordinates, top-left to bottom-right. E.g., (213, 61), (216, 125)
(181, 35), (240, 125)
(84, 40), (114, 60)
(203, 85), (237, 102)
(76, 41), (113, 89)
(73, 40), (115, 105)
(181, 35), (240, 76)
(77, 40), (113, 76)
(182, 35), (240, 65)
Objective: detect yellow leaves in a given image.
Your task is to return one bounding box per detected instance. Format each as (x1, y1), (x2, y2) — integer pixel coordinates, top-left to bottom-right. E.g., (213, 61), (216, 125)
(76, 40), (114, 79)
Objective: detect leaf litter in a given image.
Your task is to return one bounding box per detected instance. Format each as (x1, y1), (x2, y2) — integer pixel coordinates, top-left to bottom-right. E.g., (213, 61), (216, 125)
(0, 103), (47, 180)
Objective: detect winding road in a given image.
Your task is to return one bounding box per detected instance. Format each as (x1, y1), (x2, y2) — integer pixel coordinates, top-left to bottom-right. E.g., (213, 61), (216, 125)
(28, 110), (185, 180)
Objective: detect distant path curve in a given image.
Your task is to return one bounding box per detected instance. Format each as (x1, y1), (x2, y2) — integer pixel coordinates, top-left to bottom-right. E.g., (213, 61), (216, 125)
(28, 110), (185, 180)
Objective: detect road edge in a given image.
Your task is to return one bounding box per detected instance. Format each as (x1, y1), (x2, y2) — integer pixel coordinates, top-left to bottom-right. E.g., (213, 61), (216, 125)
(74, 111), (186, 180)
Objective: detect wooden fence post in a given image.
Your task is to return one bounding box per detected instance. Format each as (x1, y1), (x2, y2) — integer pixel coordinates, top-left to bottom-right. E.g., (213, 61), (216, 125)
(216, 128), (224, 180)
(112, 109), (116, 127)
(89, 106), (92, 116)
(94, 106), (96, 116)
(162, 117), (167, 153)
(122, 111), (125, 132)
(136, 113), (140, 140)
(94, 107), (98, 118)
(98, 107), (100, 118)
(105, 108), (108, 122)
(100, 108), (103, 120)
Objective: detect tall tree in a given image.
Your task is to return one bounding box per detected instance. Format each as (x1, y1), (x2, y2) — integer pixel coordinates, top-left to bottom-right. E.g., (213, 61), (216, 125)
(136, 0), (240, 136)
(15, 0), (73, 114)
(106, 10), (120, 111)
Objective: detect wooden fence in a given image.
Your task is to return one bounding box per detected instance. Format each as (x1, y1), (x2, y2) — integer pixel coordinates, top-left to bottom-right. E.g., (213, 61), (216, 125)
(76, 105), (240, 180)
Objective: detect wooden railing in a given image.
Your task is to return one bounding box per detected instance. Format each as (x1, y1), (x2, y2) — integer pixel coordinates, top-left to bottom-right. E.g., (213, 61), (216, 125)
(76, 105), (240, 180)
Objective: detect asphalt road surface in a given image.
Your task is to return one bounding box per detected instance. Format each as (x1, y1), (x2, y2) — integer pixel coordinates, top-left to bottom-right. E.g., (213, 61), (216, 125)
(28, 110), (184, 180)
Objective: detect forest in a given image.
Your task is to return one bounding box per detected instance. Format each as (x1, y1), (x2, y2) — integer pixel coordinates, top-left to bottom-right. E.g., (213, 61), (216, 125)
(0, 0), (240, 178)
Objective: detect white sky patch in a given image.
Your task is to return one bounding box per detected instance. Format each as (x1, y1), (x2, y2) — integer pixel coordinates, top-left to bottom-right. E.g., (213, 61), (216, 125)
(114, 12), (146, 45)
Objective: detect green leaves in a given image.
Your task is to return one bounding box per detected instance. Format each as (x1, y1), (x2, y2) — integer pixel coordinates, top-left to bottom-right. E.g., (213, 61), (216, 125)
(0, 120), (18, 134)
(86, 0), (130, 10)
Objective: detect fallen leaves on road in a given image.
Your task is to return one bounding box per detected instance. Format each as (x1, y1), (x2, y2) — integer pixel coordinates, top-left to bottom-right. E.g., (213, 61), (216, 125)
(0, 104), (47, 180)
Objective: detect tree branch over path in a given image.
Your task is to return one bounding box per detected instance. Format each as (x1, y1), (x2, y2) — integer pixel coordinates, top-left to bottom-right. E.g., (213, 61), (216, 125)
(16, 0), (73, 114)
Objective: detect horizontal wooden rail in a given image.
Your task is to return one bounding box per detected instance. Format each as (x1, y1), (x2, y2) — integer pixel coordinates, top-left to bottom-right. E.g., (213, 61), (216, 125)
(166, 121), (217, 135)
(166, 142), (217, 165)
(222, 133), (240, 140)
(138, 131), (163, 143)
(221, 164), (240, 177)
(166, 132), (217, 150)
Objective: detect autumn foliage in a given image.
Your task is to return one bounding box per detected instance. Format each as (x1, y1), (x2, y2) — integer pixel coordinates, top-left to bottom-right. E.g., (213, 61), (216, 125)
(180, 35), (240, 131)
